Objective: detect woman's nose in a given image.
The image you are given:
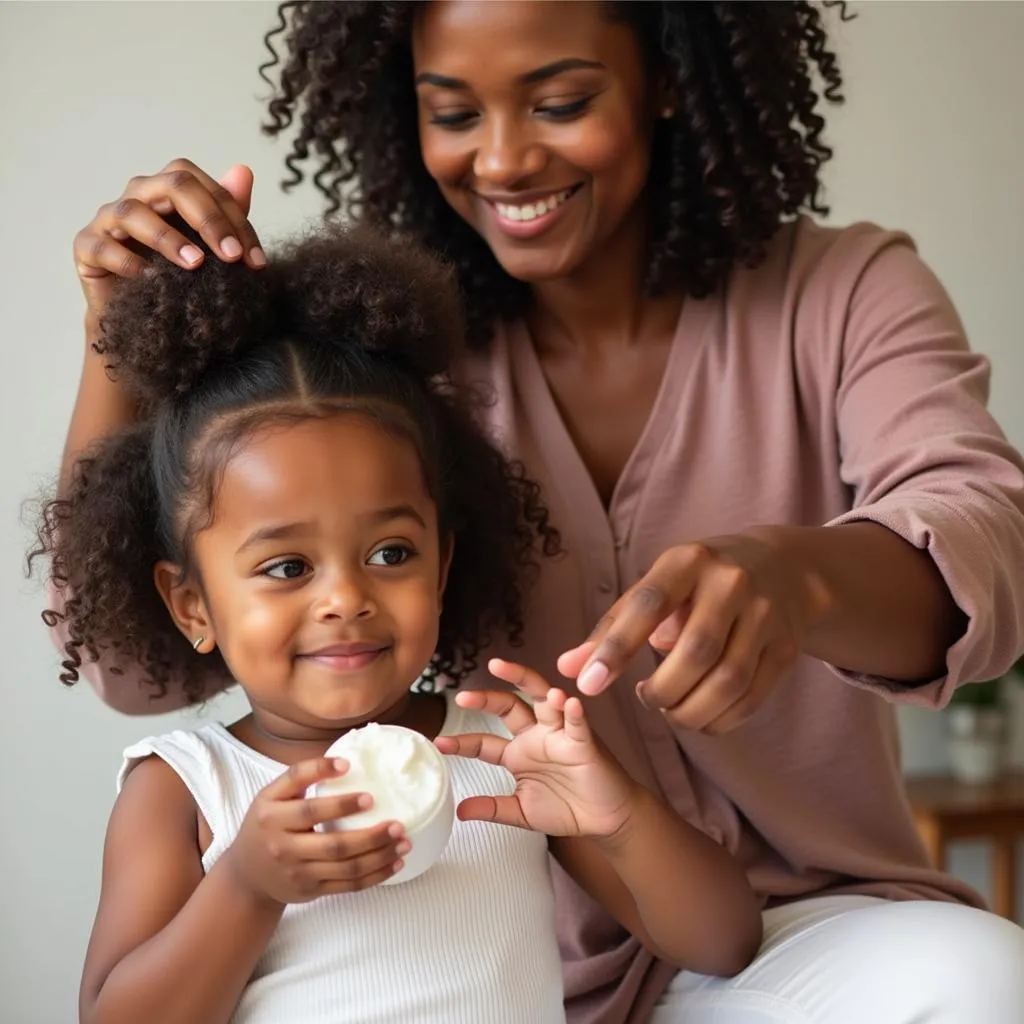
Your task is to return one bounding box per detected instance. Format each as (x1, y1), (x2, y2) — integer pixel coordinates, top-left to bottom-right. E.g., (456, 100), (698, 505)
(473, 115), (547, 188)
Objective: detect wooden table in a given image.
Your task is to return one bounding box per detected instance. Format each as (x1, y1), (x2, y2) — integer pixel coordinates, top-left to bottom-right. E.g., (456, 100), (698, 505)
(904, 772), (1024, 920)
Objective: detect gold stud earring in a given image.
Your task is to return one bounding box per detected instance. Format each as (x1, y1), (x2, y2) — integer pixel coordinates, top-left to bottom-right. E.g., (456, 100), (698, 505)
(192, 636), (205, 652)
(661, 106), (675, 119)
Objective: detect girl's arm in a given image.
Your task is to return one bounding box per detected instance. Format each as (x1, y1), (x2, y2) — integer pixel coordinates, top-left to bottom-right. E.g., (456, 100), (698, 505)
(438, 665), (762, 977)
(82, 753), (403, 1024)
(550, 796), (762, 976)
(80, 758), (282, 1024)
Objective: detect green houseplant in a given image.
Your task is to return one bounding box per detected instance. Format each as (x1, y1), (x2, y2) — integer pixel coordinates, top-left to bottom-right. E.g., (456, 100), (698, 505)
(946, 656), (1024, 783)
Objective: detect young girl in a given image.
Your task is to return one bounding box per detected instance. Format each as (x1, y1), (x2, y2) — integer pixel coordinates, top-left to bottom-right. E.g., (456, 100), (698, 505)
(39, 225), (760, 1024)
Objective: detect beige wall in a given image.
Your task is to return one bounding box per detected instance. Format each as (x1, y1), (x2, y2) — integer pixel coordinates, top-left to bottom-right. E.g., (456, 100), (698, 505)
(1, 2), (1021, 1019)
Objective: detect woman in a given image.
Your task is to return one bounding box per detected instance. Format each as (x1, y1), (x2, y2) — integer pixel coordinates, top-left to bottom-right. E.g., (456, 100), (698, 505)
(59, 2), (1024, 1021)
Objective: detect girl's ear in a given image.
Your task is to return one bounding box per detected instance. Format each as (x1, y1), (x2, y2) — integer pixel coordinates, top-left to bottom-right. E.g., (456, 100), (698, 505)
(154, 561), (216, 654)
(437, 534), (454, 607)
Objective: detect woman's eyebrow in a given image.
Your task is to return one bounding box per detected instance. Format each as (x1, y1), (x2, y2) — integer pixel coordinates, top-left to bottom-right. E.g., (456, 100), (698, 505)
(414, 58), (605, 91)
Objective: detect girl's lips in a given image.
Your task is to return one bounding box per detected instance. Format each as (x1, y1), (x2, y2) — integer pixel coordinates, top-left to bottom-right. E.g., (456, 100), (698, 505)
(302, 644), (389, 673)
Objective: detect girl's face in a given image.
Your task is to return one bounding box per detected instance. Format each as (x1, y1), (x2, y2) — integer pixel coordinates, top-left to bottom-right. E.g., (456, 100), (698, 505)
(159, 413), (449, 737)
(412, 0), (657, 285)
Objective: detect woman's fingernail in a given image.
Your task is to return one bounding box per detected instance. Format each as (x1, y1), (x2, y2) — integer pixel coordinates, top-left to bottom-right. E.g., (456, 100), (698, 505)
(578, 660), (609, 695)
(249, 246), (267, 267)
(635, 681), (650, 709)
(179, 244), (203, 265)
(220, 235), (243, 258)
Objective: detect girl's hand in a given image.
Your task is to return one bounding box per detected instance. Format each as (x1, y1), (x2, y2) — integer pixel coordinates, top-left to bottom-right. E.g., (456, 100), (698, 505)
(223, 757), (408, 907)
(558, 528), (833, 734)
(435, 658), (638, 839)
(73, 159), (263, 322)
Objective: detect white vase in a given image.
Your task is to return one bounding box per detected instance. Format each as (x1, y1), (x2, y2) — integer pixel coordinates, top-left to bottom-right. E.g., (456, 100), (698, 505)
(946, 706), (1006, 784)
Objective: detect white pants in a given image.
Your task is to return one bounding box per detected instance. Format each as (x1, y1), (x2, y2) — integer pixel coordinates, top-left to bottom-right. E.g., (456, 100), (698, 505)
(650, 896), (1024, 1023)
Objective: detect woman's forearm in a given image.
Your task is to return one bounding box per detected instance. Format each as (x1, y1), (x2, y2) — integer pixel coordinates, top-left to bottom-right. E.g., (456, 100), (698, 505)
(60, 314), (138, 495)
(84, 857), (283, 1024)
(775, 522), (964, 681)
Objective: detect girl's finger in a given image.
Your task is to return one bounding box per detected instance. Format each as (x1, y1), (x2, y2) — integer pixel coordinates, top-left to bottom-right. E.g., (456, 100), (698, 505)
(263, 757), (349, 802)
(434, 731), (508, 765)
(533, 686), (565, 730)
(561, 696), (594, 746)
(456, 794), (529, 830)
(455, 687), (536, 734)
(272, 791), (379, 832)
(488, 658), (553, 702)
(302, 838), (406, 881)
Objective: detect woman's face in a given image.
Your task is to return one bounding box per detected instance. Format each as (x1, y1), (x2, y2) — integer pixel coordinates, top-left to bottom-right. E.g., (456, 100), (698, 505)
(411, 1), (658, 285)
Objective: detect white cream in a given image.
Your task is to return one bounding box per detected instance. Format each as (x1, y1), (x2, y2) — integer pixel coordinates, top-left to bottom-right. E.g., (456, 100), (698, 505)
(315, 723), (447, 831)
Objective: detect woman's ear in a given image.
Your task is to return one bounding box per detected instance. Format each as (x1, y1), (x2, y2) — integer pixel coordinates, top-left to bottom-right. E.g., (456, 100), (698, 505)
(154, 561), (215, 654)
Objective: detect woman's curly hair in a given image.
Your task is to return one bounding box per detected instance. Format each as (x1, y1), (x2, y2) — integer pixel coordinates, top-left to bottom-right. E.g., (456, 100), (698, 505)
(33, 222), (559, 703)
(260, 1), (852, 347)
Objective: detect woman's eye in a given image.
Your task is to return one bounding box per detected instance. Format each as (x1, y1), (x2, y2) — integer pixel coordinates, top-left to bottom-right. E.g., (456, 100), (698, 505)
(429, 110), (477, 129)
(368, 546), (412, 567)
(536, 97), (592, 121)
(263, 559), (309, 580)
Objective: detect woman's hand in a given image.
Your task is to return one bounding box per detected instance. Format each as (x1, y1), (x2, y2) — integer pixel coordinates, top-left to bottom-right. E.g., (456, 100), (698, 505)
(435, 658), (638, 839)
(73, 159), (263, 323)
(223, 757), (408, 907)
(558, 528), (835, 734)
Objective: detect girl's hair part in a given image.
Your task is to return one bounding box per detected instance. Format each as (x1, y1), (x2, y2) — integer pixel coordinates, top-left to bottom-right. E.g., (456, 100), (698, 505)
(33, 222), (559, 702)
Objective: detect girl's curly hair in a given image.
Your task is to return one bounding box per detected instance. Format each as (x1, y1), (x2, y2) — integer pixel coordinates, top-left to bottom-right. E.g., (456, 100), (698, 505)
(33, 223), (559, 703)
(260, 1), (852, 347)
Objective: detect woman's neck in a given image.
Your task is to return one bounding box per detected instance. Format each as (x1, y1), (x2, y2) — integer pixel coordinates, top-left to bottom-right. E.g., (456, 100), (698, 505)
(527, 205), (683, 356)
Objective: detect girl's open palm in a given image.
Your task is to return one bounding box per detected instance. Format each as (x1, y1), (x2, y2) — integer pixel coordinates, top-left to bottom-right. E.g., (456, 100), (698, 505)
(435, 659), (636, 839)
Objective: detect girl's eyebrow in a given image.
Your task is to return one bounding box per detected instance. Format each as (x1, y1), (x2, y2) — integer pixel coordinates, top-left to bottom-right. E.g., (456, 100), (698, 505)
(414, 58), (605, 91)
(236, 506), (427, 553)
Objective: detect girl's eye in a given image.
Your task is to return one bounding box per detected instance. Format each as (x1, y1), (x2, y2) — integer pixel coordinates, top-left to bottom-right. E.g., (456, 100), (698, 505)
(429, 110), (477, 129)
(536, 97), (592, 121)
(263, 559), (309, 580)
(368, 546), (412, 568)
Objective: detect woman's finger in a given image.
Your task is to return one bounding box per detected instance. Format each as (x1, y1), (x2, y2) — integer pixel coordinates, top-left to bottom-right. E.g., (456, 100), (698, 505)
(73, 228), (152, 281)
(434, 731), (508, 765)
(454, 687), (536, 734)
(86, 200), (207, 271)
(700, 648), (782, 735)
(570, 548), (704, 696)
(162, 159), (264, 266)
(637, 570), (750, 711)
(120, 163), (257, 265)
(456, 794), (529, 829)
(652, 598), (772, 727)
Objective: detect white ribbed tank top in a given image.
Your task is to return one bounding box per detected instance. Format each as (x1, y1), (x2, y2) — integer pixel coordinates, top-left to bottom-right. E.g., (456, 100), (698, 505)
(119, 693), (565, 1024)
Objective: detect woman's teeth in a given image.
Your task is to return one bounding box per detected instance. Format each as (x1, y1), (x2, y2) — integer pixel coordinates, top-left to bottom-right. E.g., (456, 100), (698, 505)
(495, 187), (575, 222)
